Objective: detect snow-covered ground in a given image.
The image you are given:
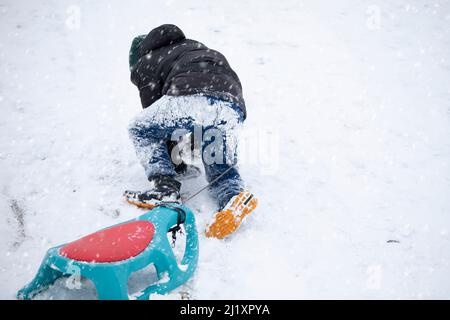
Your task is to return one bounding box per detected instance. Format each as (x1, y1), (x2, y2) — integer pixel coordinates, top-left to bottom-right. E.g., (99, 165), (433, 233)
(1, 0), (450, 299)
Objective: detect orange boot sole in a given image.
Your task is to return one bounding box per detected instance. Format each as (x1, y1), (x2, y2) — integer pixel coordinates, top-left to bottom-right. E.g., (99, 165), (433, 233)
(125, 198), (158, 209)
(205, 192), (258, 239)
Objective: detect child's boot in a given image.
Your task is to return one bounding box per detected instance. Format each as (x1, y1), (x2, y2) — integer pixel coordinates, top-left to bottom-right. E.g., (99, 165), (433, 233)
(124, 175), (181, 209)
(205, 191), (258, 239)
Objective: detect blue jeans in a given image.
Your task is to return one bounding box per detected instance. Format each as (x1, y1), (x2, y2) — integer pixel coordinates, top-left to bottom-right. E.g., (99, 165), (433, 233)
(128, 95), (245, 208)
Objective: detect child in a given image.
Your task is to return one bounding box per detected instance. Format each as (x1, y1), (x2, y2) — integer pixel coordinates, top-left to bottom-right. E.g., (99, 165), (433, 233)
(125, 24), (257, 239)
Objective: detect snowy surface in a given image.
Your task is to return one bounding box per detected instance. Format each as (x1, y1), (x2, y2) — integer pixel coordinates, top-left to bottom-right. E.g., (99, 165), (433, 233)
(1, 0), (450, 299)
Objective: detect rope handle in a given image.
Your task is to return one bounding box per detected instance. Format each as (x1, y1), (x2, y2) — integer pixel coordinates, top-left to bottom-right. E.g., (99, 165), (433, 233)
(158, 203), (186, 247)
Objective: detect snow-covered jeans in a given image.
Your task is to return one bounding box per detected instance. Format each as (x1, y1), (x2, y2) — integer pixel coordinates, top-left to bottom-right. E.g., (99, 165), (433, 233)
(128, 94), (245, 208)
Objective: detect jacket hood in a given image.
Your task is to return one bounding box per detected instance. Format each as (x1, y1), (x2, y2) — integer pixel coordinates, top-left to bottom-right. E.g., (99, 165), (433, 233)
(129, 34), (146, 71)
(138, 24), (186, 57)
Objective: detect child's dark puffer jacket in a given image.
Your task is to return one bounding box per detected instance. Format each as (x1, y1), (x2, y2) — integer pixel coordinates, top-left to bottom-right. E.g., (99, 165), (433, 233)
(129, 24), (246, 118)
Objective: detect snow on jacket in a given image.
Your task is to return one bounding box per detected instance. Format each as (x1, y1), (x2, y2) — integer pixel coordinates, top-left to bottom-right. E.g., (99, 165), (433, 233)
(129, 24), (246, 118)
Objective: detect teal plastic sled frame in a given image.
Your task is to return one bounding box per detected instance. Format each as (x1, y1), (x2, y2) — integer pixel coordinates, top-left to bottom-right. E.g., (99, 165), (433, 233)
(17, 204), (199, 300)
